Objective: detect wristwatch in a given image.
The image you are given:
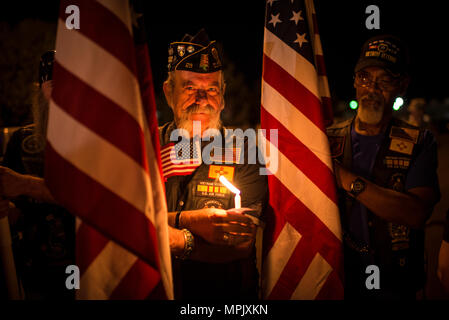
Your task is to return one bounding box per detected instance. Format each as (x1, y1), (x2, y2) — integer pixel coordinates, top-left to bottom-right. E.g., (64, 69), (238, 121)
(349, 177), (366, 197)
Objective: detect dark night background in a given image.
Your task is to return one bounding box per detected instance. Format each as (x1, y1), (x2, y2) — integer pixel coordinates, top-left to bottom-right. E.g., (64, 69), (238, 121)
(1, 0), (449, 300)
(1, 0), (448, 127)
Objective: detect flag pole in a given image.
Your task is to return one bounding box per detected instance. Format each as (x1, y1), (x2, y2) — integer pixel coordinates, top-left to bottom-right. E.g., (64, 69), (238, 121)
(0, 216), (22, 299)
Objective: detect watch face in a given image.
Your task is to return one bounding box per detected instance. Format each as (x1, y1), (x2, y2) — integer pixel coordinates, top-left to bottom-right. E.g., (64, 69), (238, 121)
(351, 178), (366, 196)
(353, 181), (364, 193)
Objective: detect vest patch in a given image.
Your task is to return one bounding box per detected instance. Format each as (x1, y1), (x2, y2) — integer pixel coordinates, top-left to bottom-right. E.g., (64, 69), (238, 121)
(200, 199), (225, 209)
(208, 165), (235, 181)
(196, 181), (229, 198)
(389, 126), (419, 144)
(328, 135), (345, 158)
(389, 222), (410, 251)
(384, 156), (411, 169)
(389, 138), (414, 155)
(388, 172), (406, 192)
(209, 147), (241, 164)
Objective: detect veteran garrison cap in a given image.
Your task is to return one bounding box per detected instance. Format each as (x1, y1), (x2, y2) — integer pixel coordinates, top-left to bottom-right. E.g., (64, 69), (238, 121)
(167, 28), (223, 73)
(355, 34), (410, 76)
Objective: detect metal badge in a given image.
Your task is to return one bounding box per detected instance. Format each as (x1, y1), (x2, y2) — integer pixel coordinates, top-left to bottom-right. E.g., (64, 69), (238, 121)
(211, 47), (221, 67)
(187, 45), (195, 53)
(199, 54), (209, 71)
(389, 173), (406, 192)
(177, 45), (186, 57)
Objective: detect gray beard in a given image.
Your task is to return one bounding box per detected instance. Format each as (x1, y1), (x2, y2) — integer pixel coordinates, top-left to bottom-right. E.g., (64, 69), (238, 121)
(358, 97), (384, 125)
(357, 106), (383, 125)
(175, 104), (222, 135)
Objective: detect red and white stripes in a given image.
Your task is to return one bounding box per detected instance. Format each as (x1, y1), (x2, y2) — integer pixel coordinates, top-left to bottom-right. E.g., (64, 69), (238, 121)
(46, 0), (172, 299)
(261, 0), (343, 300)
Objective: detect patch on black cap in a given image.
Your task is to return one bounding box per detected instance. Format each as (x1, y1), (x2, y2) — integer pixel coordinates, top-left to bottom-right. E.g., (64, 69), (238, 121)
(167, 29), (223, 73)
(355, 35), (409, 76)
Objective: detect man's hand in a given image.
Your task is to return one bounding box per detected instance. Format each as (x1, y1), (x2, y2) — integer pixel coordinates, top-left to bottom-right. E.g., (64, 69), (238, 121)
(0, 166), (28, 198)
(177, 207), (256, 246)
(333, 160), (436, 228)
(0, 166), (56, 203)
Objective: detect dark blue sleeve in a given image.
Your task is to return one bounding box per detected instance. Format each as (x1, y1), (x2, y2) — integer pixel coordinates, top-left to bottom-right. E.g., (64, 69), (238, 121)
(405, 130), (441, 199)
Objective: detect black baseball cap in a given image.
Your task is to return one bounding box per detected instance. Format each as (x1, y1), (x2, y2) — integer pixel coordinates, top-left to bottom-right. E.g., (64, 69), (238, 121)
(167, 28), (223, 73)
(355, 35), (409, 76)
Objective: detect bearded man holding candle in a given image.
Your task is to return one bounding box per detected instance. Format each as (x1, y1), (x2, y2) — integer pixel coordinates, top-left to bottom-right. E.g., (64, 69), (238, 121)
(160, 29), (268, 300)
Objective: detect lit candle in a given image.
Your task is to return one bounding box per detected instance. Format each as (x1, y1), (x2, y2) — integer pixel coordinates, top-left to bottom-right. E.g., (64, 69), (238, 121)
(218, 175), (241, 209)
(234, 193), (241, 209)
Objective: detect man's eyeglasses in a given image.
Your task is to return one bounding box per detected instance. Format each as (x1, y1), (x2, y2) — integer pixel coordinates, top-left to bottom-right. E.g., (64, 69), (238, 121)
(354, 72), (400, 91)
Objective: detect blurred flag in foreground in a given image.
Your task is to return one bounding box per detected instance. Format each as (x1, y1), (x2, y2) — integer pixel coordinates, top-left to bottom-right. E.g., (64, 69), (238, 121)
(261, 0), (343, 299)
(45, 0), (173, 299)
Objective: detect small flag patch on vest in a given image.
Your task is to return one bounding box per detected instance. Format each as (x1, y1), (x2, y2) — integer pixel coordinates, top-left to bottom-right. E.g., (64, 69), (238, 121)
(389, 138), (414, 155)
(389, 126), (419, 144)
(208, 165), (235, 181)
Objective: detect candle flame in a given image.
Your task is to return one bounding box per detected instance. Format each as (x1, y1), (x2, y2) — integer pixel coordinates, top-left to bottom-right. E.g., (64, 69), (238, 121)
(218, 175), (240, 195)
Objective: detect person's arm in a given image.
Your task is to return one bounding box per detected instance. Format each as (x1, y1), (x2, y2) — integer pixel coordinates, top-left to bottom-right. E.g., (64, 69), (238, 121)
(438, 240), (449, 293)
(168, 208), (256, 245)
(334, 161), (436, 228)
(0, 166), (56, 204)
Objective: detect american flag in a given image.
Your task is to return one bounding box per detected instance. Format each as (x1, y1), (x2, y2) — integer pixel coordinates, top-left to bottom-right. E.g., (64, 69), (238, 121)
(45, 0), (173, 299)
(161, 140), (202, 179)
(261, 0), (343, 299)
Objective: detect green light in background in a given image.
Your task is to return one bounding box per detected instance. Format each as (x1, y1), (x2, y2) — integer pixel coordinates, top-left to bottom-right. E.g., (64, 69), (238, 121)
(393, 97), (404, 111)
(349, 100), (358, 110)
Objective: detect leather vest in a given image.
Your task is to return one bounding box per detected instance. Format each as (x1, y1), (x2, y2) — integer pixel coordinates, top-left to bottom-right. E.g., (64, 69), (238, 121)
(327, 117), (426, 292)
(158, 121), (267, 299)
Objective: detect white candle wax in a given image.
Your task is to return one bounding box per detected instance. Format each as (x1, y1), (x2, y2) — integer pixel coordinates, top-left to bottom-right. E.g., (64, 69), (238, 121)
(234, 194), (241, 209)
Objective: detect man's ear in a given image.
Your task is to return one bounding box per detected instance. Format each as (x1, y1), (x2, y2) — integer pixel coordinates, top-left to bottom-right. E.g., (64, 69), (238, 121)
(163, 80), (173, 109)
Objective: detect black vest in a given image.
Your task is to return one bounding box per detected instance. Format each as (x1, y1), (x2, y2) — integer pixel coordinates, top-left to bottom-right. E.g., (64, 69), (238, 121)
(158, 121), (267, 299)
(327, 117), (426, 298)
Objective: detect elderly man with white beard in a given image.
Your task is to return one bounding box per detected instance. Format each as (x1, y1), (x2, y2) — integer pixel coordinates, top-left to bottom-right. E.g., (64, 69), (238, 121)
(159, 29), (267, 300)
(327, 35), (440, 300)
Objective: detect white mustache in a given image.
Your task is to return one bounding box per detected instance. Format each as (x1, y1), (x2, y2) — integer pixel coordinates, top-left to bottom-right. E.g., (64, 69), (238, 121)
(361, 94), (382, 103)
(185, 104), (215, 114)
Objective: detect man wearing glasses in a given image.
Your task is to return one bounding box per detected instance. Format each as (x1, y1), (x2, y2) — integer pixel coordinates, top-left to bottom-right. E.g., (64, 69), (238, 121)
(327, 35), (440, 299)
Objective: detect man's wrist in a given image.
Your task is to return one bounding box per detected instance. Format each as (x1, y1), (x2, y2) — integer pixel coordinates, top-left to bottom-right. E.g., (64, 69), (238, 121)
(349, 177), (367, 198)
(170, 227), (186, 256)
(24, 176), (56, 203)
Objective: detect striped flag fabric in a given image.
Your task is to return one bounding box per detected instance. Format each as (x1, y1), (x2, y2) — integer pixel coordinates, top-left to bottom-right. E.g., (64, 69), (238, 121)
(161, 141), (202, 179)
(261, 0), (343, 299)
(45, 0), (173, 299)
